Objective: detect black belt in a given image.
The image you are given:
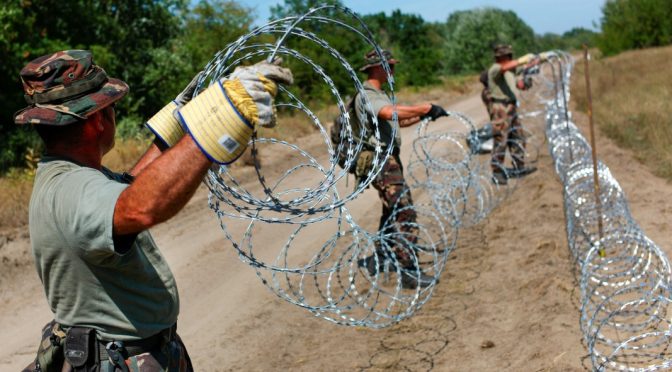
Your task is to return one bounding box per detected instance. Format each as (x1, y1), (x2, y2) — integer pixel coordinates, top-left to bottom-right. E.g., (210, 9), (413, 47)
(491, 98), (516, 105)
(97, 324), (176, 361)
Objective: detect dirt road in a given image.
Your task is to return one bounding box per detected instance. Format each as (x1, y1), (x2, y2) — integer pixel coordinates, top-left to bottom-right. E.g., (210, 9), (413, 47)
(2, 90), (670, 371)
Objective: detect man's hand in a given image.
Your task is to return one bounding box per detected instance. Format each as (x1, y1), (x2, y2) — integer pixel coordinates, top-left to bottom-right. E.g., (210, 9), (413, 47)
(146, 71), (204, 147)
(222, 60), (293, 128)
(421, 104), (448, 121)
(538, 51), (555, 62)
(516, 53), (537, 66)
(177, 59), (293, 164)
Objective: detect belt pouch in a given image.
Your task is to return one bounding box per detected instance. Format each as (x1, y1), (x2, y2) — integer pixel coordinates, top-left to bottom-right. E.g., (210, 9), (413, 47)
(64, 327), (97, 369)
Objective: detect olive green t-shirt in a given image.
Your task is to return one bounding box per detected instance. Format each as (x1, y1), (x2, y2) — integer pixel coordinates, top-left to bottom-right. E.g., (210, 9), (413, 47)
(487, 63), (520, 103)
(29, 158), (179, 341)
(355, 80), (401, 148)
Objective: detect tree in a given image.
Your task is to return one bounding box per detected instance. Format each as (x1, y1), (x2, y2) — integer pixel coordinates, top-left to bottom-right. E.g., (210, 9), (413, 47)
(363, 11), (443, 87)
(183, 0), (255, 69)
(268, 1), (443, 100)
(536, 28), (598, 52)
(138, 0), (256, 123)
(442, 7), (538, 74)
(0, 0), (188, 172)
(598, 0), (672, 56)
(269, 0), (343, 20)
(268, 0), (370, 103)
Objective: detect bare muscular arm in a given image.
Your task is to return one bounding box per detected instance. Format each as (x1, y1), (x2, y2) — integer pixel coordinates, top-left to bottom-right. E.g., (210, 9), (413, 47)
(399, 117), (422, 127)
(113, 135), (211, 236)
(378, 103), (431, 124)
(128, 138), (169, 176)
(498, 60), (519, 72)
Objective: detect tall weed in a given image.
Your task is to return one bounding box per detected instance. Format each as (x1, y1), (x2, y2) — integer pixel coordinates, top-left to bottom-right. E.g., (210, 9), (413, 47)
(0, 170), (33, 229)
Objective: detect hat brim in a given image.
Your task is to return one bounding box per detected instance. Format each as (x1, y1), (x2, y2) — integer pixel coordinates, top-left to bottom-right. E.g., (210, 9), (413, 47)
(14, 78), (129, 126)
(359, 58), (399, 72)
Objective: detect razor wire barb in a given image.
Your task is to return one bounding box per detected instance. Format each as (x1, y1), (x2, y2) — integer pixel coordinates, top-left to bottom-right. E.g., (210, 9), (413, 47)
(195, 4), (545, 328)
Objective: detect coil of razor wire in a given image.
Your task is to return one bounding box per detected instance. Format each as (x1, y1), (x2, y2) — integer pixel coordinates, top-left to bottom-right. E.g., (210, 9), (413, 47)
(195, 4), (450, 327)
(543, 50), (672, 371)
(196, 4), (542, 327)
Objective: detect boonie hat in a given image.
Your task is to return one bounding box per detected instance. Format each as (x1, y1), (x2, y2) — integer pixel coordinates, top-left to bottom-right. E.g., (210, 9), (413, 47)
(359, 49), (398, 72)
(493, 44), (513, 58)
(14, 50), (129, 126)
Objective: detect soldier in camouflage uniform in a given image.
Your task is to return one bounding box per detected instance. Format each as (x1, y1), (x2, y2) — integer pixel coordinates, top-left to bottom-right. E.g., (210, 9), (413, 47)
(17, 50), (292, 371)
(354, 50), (448, 289)
(486, 44), (542, 185)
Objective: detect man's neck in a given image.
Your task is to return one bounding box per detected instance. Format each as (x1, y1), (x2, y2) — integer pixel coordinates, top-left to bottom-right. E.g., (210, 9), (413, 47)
(366, 77), (383, 90)
(46, 147), (102, 170)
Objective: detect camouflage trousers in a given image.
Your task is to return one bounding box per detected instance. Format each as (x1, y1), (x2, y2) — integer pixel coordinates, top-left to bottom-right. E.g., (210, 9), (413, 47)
(372, 154), (418, 267)
(489, 101), (526, 171)
(480, 88), (492, 114)
(23, 321), (193, 372)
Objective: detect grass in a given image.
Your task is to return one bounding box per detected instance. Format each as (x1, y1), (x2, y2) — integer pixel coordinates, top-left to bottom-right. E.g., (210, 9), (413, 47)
(0, 75), (477, 228)
(572, 45), (672, 180)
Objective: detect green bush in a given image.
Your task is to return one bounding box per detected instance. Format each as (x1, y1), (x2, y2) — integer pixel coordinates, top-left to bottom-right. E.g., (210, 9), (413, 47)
(115, 115), (151, 141)
(598, 0), (672, 55)
(442, 7), (538, 74)
(537, 28), (598, 52)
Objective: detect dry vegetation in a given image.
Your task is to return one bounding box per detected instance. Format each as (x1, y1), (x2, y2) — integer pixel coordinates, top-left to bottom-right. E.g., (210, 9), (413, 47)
(0, 172), (33, 230)
(102, 137), (154, 171)
(573, 45), (672, 180)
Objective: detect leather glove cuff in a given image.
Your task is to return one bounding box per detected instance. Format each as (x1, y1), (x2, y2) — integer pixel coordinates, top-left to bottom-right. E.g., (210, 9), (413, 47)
(145, 101), (183, 147)
(177, 81), (253, 164)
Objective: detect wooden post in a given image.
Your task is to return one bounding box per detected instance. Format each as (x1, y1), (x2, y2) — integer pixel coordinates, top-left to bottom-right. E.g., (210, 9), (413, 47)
(583, 45), (605, 257)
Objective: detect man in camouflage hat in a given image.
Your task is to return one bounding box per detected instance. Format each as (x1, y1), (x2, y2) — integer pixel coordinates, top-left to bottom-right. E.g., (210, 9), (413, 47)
(18, 50), (292, 371)
(354, 49), (448, 289)
(486, 43), (545, 185)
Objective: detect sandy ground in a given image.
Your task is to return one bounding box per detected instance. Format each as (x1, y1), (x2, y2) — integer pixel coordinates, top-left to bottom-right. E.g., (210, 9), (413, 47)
(1, 88), (671, 371)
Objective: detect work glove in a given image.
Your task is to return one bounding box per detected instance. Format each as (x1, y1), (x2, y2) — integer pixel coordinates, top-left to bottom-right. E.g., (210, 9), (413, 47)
(177, 59), (293, 164)
(146, 71), (204, 147)
(539, 52), (553, 62)
(421, 104), (448, 122)
(516, 53), (541, 66)
(516, 53), (537, 66)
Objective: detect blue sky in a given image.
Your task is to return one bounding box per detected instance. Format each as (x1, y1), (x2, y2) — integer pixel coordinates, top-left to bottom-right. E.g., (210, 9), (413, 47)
(238, 0), (605, 35)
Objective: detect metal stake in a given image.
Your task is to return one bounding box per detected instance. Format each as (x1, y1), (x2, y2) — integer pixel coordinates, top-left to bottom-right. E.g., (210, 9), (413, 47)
(583, 45), (605, 257)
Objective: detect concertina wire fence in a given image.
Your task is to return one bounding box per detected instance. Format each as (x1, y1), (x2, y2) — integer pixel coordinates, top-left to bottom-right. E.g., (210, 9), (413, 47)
(544, 50), (672, 371)
(189, 4), (672, 370)
(191, 4), (534, 329)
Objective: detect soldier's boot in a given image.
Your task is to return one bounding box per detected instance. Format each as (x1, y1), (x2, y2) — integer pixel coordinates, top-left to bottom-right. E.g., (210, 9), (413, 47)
(491, 170), (508, 185)
(358, 251), (397, 276)
(400, 266), (436, 289)
(396, 246), (436, 290)
(506, 165), (538, 178)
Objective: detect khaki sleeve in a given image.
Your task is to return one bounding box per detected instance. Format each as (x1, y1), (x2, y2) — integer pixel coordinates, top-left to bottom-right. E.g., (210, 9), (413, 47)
(363, 90), (392, 119)
(488, 64), (502, 82)
(51, 168), (128, 259)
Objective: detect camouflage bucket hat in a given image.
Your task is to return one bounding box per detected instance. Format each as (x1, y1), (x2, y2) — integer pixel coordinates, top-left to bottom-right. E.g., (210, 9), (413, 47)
(359, 49), (398, 72)
(14, 50), (129, 126)
(494, 44), (513, 58)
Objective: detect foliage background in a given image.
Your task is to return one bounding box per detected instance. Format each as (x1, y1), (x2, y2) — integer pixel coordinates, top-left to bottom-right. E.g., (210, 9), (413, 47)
(3, 0), (669, 173)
